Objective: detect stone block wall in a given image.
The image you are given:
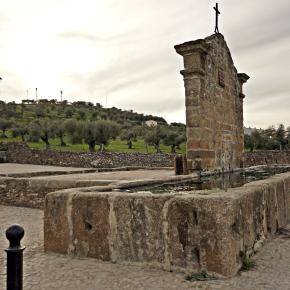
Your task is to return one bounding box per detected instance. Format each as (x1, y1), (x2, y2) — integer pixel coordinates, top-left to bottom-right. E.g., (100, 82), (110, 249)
(1, 142), (174, 168)
(0, 176), (109, 209)
(44, 172), (290, 277)
(0, 177), (58, 209)
(2, 142), (290, 170)
(175, 34), (249, 172)
(244, 150), (290, 167)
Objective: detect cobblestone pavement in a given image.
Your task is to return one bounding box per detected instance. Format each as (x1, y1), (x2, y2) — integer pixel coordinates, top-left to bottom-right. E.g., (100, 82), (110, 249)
(1, 205), (290, 290)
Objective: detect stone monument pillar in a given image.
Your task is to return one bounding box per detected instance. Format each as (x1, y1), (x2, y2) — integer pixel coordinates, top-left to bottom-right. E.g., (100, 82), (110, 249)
(175, 33), (249, 172)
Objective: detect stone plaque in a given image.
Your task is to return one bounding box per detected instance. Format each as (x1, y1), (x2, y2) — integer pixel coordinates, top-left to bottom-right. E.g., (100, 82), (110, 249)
(218, 68), (225, 87)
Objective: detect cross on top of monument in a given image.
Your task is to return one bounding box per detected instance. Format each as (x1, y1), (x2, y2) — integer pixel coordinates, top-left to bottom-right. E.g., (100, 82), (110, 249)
(214, 3), (221, 34)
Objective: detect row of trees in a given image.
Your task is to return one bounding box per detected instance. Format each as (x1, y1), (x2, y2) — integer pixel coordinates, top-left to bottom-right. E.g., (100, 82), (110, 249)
(245, 124), (290, 151)
(0, 118), (186, 153)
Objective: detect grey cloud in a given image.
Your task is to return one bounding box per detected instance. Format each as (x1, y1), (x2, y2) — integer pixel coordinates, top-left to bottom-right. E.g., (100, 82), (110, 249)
(111, 83), (185, 119)
(57, 30), (137, 43)
(228, 2), (290, 52)
(1, 0), (290, 126)
(63, 38), (177, 94)
(0, 71), (27, 99)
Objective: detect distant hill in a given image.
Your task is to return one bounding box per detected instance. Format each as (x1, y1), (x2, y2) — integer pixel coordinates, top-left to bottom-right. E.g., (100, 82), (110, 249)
(0, 99), (169, 126)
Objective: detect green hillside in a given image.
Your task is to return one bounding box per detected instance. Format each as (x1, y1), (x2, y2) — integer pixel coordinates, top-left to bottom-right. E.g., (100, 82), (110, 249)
(0, 99), (186, 154)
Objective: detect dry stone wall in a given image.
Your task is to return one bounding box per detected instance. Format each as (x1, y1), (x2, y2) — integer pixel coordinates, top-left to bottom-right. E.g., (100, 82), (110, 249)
(0, 177), (59, 209)
(175, 34), (249, 172)
(0, 176), (110, 209)
(1, 142), (174, 168)
(244, 150), (290, 167)
(2, 142), (290, 170)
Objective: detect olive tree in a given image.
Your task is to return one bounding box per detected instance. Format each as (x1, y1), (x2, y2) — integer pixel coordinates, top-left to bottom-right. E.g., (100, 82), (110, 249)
(53, 121), (67, 146)
(83, 120), (119, 152)
(144, 126), (167, 153)
(64, 119), (84, 144)
(0, 119), (12, 138)
(120, 130), (137, 149)
(163, 130), (186, 153)
(11, 125), (29, 142)
(275, 124), (287, 150)
(29, 119), (55, 148)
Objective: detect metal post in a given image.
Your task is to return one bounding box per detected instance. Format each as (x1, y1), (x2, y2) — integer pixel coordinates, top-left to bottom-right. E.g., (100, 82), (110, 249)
(5, 225), (25, 290)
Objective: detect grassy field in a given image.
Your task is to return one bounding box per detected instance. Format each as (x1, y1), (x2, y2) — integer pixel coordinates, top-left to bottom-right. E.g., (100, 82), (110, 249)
(0, 134), (186, 154)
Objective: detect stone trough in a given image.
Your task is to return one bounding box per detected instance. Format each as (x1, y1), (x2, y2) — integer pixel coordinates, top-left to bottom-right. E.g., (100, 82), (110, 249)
(0, 164), (175, 209)
(44, 169), (290, 277)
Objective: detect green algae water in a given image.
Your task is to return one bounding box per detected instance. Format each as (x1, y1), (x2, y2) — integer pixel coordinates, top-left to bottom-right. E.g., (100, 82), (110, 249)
(124, 165), (290, 194)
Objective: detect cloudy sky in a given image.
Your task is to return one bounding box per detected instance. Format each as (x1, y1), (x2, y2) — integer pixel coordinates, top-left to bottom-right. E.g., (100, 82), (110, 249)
(0, 0), (289, 128)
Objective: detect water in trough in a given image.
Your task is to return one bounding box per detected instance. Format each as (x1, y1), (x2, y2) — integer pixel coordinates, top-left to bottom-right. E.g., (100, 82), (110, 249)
(124, 165), (290, 194)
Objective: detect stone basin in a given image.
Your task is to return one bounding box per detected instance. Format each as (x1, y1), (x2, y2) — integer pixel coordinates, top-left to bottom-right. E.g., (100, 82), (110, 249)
(44, 168), (290, 277)
(118, 164), (290, 194)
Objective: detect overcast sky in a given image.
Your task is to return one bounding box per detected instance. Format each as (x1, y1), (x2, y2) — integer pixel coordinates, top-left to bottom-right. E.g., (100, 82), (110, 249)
(0, 0), (289, 128)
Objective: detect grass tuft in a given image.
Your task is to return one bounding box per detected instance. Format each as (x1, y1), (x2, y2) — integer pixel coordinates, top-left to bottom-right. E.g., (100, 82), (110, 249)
(240, 253), (256, 271)
(185, 271), (217, 282)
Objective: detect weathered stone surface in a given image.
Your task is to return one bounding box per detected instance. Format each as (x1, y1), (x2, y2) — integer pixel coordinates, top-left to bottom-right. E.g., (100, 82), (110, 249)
(110, 194), (171, 264)
(44, 191), (71, 254)
(70, 193), (111, 260)
(166, 196), (238, 276)
(44, 172), (290, 277)
(0, 177), (49, 208)
(175, 34), (249, 172)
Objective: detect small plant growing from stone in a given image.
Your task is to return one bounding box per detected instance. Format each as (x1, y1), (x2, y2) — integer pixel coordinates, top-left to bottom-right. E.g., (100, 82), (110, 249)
(240, 252), (256, 271)
(185, 271), (217, 282)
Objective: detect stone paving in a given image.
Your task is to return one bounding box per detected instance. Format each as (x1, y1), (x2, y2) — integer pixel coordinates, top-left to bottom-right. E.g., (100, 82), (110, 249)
(30, 169), (174, 182)
(1, 205), (290, 289)
(0, 163), (94, 176)
(0, 163), (174, 181)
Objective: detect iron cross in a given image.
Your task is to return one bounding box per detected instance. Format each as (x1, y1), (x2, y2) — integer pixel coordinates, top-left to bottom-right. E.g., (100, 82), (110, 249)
(214, 3), (221, 34)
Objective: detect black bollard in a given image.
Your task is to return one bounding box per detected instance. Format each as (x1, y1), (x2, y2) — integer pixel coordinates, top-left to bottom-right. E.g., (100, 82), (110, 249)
(5, 225), (25, 290)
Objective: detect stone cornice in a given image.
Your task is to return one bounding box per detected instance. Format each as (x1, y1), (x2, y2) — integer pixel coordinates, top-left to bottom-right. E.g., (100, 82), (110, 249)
(239, 93), (246, 99)
(238, 73), (250, 84)
(180, 68), (206, 77)
(174, 40), (210, 56)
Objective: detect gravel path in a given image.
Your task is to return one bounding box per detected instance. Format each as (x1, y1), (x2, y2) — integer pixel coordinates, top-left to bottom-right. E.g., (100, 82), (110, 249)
(0, 205), (290, 290)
